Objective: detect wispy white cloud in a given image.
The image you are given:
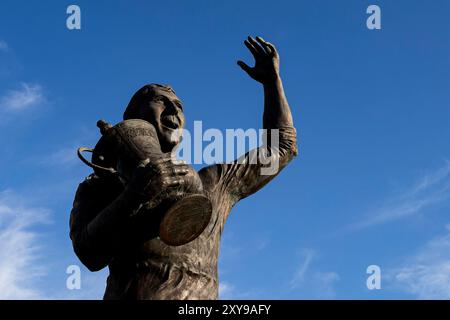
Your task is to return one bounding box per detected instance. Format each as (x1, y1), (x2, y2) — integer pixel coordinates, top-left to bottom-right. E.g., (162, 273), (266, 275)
(389, 225), (450, 299)
(218, 232), (271, 299)
(289, 249), (339, 299)
(219, 232), (270, 275)
(349, 161), (450, 230)
(0, 40), (9, 52)
(0, 191), (50, 299)
(40, 146), (79, 167)
(0, 83), (45, 112)
(23, 125), (101, 170)
(289, 249), (314, 288)
(219, 282), (235, 299)
(312, 271), (340, 298)
(218, 281), (260, 300)
(0, 188), (108, 300)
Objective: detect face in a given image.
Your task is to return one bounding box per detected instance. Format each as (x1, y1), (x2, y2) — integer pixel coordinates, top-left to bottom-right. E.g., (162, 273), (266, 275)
(137, 87), (185, 152)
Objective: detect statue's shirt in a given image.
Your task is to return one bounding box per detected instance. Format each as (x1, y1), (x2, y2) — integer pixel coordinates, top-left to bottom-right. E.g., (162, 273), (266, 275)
(70, 127), (297, 299)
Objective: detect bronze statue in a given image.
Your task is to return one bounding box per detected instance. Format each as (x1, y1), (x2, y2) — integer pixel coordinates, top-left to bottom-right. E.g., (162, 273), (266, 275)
(77, 119), (212, 246)
(70, 36), (297, 299)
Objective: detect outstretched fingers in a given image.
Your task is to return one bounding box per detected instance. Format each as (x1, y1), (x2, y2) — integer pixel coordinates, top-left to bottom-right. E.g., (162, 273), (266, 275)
(244, 39), (259, 59)
(256, 36), (277, 57)
(247, 36), (266, 56)
(238, 35), (279, 82)
(237, 60), (252, 74)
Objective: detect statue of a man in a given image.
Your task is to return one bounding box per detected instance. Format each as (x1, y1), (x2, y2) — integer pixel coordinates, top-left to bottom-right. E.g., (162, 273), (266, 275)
(70, 36), (297, 299)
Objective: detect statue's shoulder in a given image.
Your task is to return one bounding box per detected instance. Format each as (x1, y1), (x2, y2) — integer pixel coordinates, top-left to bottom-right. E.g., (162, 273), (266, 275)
(198, 164), (224, 190)
(73, 174), (100, 199)
(77, 173), (123, 195)
(79, 173), (101, 189)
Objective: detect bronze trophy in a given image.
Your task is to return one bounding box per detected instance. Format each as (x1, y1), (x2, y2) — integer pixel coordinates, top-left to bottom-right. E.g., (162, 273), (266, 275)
(77, 119), (212, 246)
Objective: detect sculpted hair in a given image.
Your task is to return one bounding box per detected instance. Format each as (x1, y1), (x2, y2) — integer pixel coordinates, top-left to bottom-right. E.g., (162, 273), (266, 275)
(123, 84), (176, 120)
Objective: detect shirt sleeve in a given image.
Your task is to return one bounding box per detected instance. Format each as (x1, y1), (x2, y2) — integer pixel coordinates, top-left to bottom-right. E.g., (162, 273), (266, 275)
(199, 126), (298, 206)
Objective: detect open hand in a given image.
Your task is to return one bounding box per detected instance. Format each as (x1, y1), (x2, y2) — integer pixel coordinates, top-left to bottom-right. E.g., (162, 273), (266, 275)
(126, 154), (191, 200)
(237, 36), (280, 85)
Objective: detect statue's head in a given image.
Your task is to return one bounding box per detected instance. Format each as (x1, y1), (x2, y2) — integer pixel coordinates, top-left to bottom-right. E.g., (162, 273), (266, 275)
(123, 84), (185, 152)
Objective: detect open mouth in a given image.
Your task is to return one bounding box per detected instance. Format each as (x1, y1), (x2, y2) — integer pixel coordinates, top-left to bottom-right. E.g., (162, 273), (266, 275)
(161, 116), (179, 130)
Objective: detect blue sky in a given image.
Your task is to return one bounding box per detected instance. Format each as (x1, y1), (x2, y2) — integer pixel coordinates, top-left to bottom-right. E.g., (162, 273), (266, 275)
(0, 0), (450, 299)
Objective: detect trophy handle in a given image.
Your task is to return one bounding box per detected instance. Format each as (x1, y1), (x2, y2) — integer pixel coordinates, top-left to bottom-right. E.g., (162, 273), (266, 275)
(77, 147), (118, 174)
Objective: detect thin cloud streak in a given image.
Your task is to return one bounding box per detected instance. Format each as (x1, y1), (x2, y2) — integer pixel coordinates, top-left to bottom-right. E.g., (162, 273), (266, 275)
(289, 249), (339, 299)
(218, 281), (260, 300)
(0, 83), (44, 111)
(289, 249), (314, 289)
(389, 225), (450, 299)
(39, 146), (79, 167)
(0, 40), (9, 52)
(349, 161), (450, 230)
(0, 191), (50, 299)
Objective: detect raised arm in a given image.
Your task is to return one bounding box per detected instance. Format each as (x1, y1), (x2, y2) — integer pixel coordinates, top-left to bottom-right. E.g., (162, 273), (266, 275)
(200, 37), (297, 204)
(237, 36), (294, 130)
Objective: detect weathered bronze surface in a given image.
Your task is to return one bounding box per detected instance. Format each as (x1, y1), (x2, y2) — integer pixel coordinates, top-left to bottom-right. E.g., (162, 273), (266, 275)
(77, 119), (212, 246)
(70, 36), (298, 299)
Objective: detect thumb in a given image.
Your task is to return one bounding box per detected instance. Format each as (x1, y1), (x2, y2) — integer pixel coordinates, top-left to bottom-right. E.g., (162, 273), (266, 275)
(237, 60), (252, 74)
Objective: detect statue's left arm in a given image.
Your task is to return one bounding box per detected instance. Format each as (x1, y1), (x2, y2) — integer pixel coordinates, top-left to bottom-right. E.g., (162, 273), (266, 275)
(199, 36), (297, 203)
